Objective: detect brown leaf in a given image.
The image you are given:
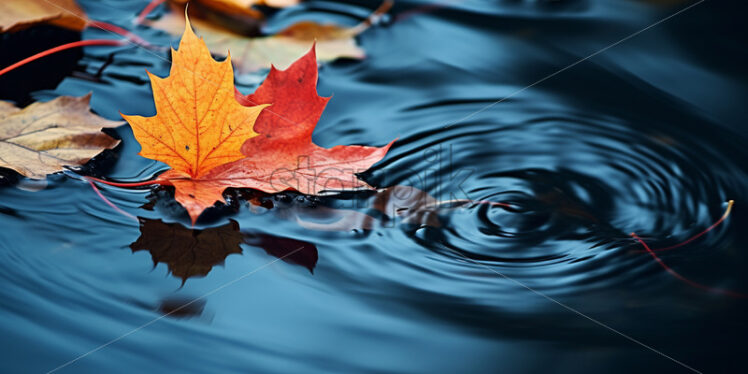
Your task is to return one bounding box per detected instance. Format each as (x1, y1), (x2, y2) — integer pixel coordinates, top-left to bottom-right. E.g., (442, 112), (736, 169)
(147, 1), (392, 73)
(0, 94), (121, 179)
(0, 0), (87, 33)
(168, 0), (300, 20)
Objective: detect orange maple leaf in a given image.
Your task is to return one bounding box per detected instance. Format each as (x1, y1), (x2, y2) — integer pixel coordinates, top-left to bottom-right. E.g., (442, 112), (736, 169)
(121, 20), (392, 224)
(121, 18), (267, 222)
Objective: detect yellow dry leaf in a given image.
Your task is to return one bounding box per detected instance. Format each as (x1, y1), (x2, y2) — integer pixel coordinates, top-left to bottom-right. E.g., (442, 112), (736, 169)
(0, 94), (121, 179)
(148, 1), (391, 73)
(0, 0), (87, 33)
(121, 18), (267, 179)
(169, 0), (300, 20)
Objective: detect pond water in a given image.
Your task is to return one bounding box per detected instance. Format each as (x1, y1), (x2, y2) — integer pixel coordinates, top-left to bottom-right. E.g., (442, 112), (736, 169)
(1, 0), (747, 373)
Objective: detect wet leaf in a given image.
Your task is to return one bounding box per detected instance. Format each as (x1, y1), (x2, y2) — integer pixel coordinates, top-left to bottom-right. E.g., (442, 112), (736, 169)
(169, 0), (300, 20)
(121, 18), (267, 222)
(0, 94), (121, 179)
(150, 44), (393, 222)
(0, 0), (87, 33)
(230, 45), (394, 195)
(147, 1), (391, 73)
(122, 19), (393, 223)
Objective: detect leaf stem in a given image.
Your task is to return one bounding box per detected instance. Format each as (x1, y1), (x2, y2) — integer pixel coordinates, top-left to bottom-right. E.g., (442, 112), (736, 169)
(0, 39), (126, 78)
(630, 231), (746, 298)
(88, 180), (140, 223)
(87, 176), (161, 188)
(635, 200), (734, 253)
(87, 21), (152, 47)
(135, 0), (167, 25)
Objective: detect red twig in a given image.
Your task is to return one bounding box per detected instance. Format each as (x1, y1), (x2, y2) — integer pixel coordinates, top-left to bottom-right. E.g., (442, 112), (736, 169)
(87, 20), (152, 47)
(87, 176), (161, 188)
(88, 180), (140, 223)
(630, 231), (746, 298)
(0, 39), (126, 78)
(135, 0), (167, 24)
(639, 200), (735, 252)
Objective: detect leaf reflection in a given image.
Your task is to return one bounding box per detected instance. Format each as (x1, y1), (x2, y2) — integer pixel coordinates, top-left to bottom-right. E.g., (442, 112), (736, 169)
(130, 218), (318, 281)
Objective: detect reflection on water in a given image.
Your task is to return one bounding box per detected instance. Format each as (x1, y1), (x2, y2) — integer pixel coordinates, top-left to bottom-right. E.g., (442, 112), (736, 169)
(130, 218), (245, 281)
(131, 218), (318, 281)
(1, 0), (748, 373)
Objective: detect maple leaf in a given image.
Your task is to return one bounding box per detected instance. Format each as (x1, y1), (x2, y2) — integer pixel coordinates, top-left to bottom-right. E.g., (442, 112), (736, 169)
(152, 44), (394, 222)
(146, 1), (392, 74)
(168, 0), (299, 20)
(121, 18), (392, 224)
(228, 45), (395, 194)
(0, 94), (121, 179)
(0, 0), (87, 33)
(120, 18), (268, 223)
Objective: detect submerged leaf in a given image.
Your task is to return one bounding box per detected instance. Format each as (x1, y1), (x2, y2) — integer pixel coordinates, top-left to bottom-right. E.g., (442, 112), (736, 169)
(0, 94), (121, 179)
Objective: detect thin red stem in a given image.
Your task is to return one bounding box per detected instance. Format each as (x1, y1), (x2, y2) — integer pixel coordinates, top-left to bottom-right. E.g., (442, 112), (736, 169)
(630, 232), (746, 298)
(135, 0), (167, 24)
(635, 200), (734, 253)
(88, 180), (140, 223)
(87, 176), (161, 188)
(87, 21), (152, 47)
(0, 39), (126, 78)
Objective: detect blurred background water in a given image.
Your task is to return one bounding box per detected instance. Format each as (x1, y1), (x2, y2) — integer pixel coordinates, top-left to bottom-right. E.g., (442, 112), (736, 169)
(1, 0), (747, 373)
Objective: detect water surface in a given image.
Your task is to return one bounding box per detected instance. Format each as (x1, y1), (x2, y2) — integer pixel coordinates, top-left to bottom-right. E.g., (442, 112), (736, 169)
(1, 0), (747, 373)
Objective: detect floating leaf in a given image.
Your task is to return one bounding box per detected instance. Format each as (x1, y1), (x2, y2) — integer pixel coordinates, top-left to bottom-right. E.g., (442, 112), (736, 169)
(0, 0), (87, 33)
(0, 94), (121, 179)
(147, 1), (391, 73)
(168, 0), (300, 20)
(121, 18), (267, 222)
(120, 19), (393, 223)
(149, 44), (393, 222)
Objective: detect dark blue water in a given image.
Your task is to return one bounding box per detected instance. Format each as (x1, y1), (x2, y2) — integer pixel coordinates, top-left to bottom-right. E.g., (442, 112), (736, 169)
(2, 0), (748, 373)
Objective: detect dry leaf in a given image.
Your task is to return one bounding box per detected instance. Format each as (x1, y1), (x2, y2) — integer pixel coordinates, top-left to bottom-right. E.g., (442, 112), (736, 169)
(0, 94), (121, 179)
(121, 18), (267, 223)
(169, 0), (300, 20)
(147, 1), (391, 73)
(122, 19), (267, 178)
(148, 45), (392, 223)
(122, 19), (391, 224)
(0, 0), (87, 33)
